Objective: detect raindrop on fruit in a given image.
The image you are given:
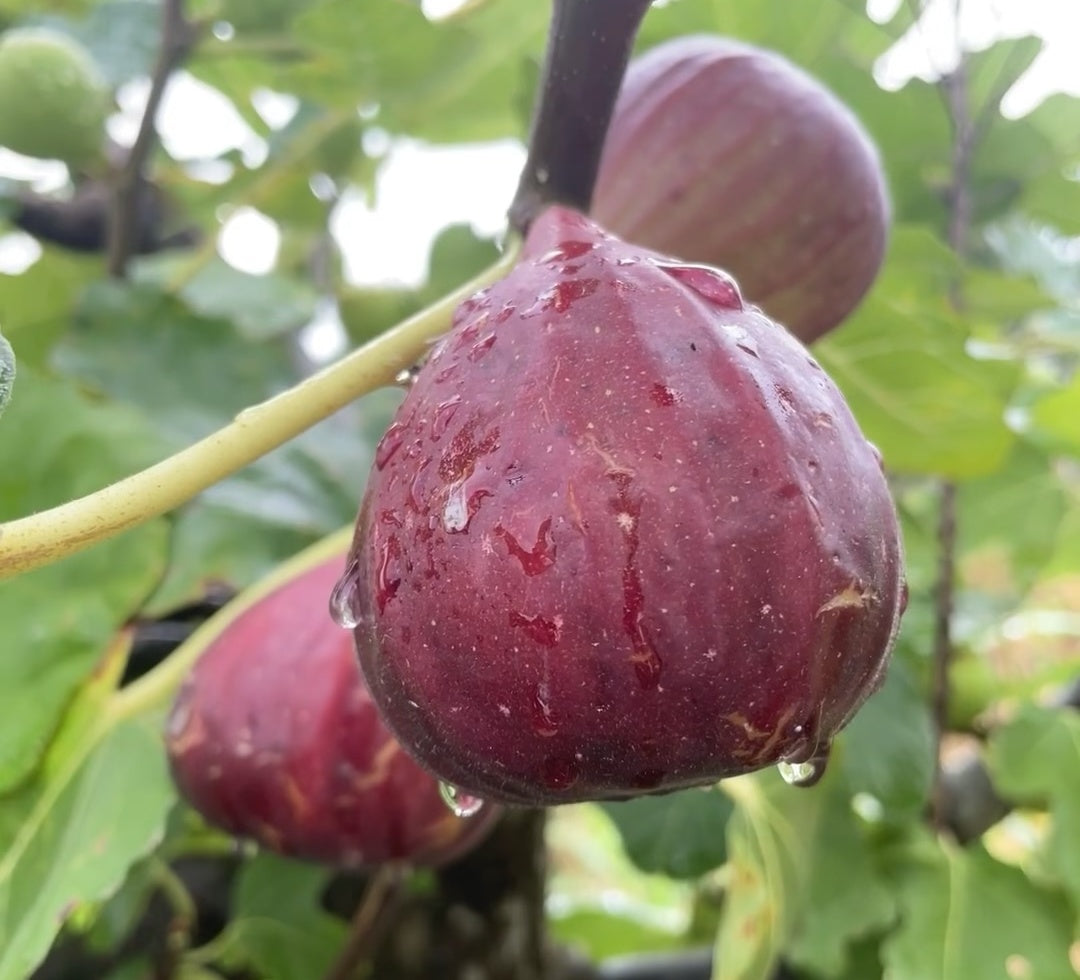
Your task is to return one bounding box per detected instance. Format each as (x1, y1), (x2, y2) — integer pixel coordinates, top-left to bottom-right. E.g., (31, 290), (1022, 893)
(439, 781), (486, 818)
(329, 559), (364, 629)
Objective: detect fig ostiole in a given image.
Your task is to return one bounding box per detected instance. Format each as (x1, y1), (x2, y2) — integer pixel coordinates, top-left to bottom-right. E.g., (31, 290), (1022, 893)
(165, 531), (501, 869)
(592, 35), (890, 344)
(342, 205), (905, 807)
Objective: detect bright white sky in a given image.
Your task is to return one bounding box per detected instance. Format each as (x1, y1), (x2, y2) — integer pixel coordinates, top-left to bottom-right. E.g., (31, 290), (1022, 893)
(1, 0), (1078, 288)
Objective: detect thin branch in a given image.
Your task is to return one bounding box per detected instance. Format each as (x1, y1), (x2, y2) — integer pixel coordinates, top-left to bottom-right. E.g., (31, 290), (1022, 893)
(108, 0), (198, 277)
(323, 865), (404, 980)
(929, 480), (959, 831)
(929, 52), (971, 834)
(0, 247), (519, 581)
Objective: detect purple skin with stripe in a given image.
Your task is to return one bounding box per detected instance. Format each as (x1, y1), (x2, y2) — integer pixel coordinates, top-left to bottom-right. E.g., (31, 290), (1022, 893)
(592, 35), (889, 344)
(344, 205), (905, 806)
(166, 551), (500, 867)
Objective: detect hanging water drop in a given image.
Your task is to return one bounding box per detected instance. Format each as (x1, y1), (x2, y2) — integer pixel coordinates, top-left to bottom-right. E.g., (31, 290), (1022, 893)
(777, 745), (830, 788)
(328, 558), (363, 629)
(439, 781), (486, 818)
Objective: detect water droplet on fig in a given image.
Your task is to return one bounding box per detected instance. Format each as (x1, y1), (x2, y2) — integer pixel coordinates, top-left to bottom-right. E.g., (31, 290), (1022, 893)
(778, 746), (830, 787)
(542, 755), (579, 790)
(720, 323), (760, 357)
(522, 279), (601, 317)
(394, 366), (420, 388)
(329, 559), (363, 629)
(468, 333), (496, 361)
(439, 781), (485, 818)
(431, 396), (461, 442)
(375, 421), (407, 470)
(442, 483), (491, 534)
(655, 261), (743, 309)
(538, 239), (593, 264)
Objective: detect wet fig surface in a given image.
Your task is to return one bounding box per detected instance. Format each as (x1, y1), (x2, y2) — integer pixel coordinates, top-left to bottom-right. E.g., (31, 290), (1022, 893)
(343, 206), (905, 806)
(166, 538), (500, 867)
(593, 35), (889, 344)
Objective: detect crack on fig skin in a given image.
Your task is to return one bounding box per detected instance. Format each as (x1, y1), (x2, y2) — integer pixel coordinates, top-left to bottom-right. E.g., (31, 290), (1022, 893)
(608, 471), (662, 689)
(816, 582), (877, 616)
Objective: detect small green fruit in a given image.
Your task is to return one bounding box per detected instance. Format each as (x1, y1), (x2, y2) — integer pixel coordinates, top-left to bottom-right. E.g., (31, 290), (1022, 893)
(0, 28), (108, 167)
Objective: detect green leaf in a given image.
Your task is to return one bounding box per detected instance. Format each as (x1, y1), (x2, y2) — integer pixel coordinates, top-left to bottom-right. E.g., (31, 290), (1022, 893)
(0, 368), (168, 791)
(75, 0), (160, 87)
(602, 787), (733, 879)
(547, 804), (695, 958)
(816, 227), (1018, 478)
(1030, 372), (1080, 457)
(957, 440), (1067, 593)
(216, 853), (347, 980)
(713, 767), (894, 980)
(987, 704), (1080, 911)
(134, 255), (321, 341)
(57, 281), (298, 445)
(0, 250), (101, 367)
(0, 329), (13, 417)
(783, 784), (896, 977)
(0, 639), (176, 980)
(965, 36), (1043, 123)
(840, 659), (934, 822)
(292, 0), (546, 142)
(882, 838), (1076, 980)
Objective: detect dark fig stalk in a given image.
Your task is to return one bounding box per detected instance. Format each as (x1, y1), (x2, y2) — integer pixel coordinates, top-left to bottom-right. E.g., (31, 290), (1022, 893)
(508, 0), (653, 233)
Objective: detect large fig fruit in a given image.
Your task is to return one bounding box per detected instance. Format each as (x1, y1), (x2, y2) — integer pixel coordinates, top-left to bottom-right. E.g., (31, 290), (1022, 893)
(166, 534), (500, 868)
(341, 206), (904, 806)
(592, 36), (889, 344)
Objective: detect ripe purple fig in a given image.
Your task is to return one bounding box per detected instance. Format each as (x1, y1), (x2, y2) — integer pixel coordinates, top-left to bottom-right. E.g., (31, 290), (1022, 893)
(166, 534), (500, 868)
(341, 206), (905, 806)
(592, 35), (889, 344)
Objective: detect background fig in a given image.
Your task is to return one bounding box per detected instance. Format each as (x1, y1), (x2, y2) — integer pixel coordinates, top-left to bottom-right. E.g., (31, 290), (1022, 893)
(344, 205), (905, 807)
(166, 534), (500, 868)
(592, 35), (889, 344)
(0, 28), (108, 168)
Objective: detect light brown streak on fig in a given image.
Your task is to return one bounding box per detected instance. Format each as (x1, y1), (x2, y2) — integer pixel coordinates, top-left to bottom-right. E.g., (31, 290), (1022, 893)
(348, 739), (402, 792)
(816, 583), (876, 616)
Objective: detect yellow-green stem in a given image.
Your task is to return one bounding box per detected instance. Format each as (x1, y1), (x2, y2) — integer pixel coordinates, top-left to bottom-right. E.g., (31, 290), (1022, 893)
(0, 244), (519, 581)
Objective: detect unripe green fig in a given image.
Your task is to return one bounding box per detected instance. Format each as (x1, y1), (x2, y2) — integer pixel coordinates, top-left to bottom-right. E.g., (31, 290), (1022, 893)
(340, 205), (905, 807)
(593, 36), (889, 344)
(0, 28), (108, 167)
(166, 532), (500, 868)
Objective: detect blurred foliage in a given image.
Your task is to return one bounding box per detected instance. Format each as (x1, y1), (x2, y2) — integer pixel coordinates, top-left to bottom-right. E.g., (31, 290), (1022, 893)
(0, 0), (1078, 978)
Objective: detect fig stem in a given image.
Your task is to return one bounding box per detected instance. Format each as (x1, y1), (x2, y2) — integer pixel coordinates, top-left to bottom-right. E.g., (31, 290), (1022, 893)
(0, 245), (520, 581)
(323, 864), (405, 980)
(507, 0), (652, 233)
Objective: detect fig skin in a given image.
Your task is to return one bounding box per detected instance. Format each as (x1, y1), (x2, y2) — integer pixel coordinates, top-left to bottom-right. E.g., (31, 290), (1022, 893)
(346, 206), (905, 807)
(592, 35), (889, 344)
(166, 538), (499, 868)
